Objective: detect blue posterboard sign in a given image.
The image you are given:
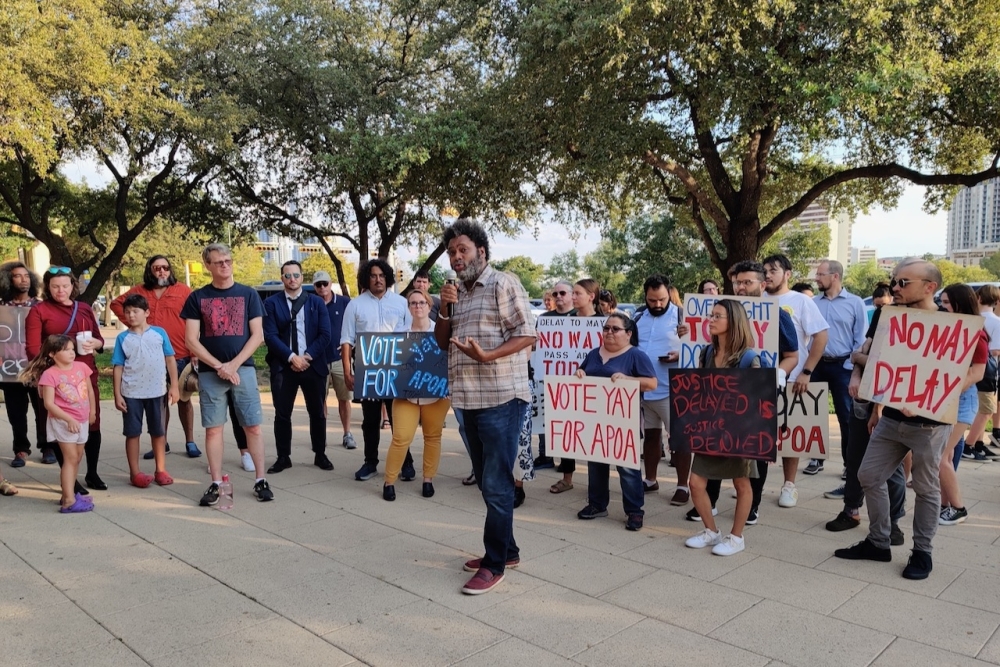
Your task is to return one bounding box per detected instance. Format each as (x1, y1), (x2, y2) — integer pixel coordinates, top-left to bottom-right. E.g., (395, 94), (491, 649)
(353, 332), (449, 399)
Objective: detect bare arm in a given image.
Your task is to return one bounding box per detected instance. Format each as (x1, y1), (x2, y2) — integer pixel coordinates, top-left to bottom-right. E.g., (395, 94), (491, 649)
(185, 318), (222, 370)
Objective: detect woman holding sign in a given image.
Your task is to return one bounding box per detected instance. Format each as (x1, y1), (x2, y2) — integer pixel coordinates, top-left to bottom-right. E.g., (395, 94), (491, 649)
(574, 312), (656, 531)
(684, 299), (760, 556)
(382, 288), (450, 502)
(936, 284), (988, 526)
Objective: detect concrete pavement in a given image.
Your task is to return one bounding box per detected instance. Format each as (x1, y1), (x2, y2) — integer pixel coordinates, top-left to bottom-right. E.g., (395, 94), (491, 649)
(2, 398), (1000, 666)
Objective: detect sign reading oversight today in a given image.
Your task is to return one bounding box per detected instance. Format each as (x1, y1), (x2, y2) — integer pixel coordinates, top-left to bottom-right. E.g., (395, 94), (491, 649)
(679, 295), (779, 369)
(859, 306), (980, 424)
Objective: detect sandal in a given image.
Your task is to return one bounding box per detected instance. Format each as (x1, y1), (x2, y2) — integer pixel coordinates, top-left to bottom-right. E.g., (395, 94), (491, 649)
(154, 471), (174, 486)
(60, 498), (93, 513)
(130, 473), (154, 488)
(381, 419), (391, 429)
(0, 479), (18, 496)
(462, 473), (477, 486)
(549, 479), (574, 494)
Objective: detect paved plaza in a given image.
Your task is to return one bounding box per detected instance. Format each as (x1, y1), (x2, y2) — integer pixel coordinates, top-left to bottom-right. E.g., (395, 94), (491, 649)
(3, 395), (1000, 666)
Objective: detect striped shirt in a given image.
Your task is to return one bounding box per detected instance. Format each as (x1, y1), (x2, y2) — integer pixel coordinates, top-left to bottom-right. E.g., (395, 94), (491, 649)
(448, 265), (536, 409)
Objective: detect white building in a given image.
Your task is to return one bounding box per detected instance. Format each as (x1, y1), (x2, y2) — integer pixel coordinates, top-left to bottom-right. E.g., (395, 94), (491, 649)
(793, 202), (853, 273)
(850, 246), (878, 266)
(946, 178), (1000, 266)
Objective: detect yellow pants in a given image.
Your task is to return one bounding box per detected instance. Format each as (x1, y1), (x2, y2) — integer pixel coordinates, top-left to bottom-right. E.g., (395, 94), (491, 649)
(384, 398), (450, 485)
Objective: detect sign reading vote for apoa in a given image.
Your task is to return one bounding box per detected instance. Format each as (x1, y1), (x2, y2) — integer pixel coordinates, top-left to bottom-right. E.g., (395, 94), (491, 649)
(680, 295), (779, 369)
(859, 306), (981, 424)
(544, 376), (642, 470)
(353, 332), (448, 400)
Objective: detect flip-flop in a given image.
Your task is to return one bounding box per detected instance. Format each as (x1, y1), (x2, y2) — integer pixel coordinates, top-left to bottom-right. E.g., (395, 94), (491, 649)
(0, 479), (18, 496)
(130, 473), (154, 488)
(154, 471), (174, 486)
(549, 479), (574, 494)
(60, 498), (93, 513)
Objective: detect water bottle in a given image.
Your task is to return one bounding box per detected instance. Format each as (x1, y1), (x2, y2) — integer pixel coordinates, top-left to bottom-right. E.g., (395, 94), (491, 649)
(218, 475), (234, 510)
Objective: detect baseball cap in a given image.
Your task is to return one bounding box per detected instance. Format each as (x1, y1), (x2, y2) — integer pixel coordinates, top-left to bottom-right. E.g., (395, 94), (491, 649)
(313, 271), (332, 284)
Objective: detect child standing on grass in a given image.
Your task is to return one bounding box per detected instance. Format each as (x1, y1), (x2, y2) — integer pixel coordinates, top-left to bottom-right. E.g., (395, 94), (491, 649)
(112, 295), (179, 488)
(20, 334), (96, 512)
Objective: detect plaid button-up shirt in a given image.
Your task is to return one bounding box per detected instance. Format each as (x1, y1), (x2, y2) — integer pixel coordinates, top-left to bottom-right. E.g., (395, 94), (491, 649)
(448, 265), (536, 410)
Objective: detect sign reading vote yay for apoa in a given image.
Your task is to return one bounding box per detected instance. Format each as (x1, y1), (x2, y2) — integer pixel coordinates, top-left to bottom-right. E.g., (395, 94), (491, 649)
(679, 295), (779, 369)
(353, 332), (448, 400)
(544, 376), (642, 470)
(669, 368), (778, 462)
(859, 306), (980, 424)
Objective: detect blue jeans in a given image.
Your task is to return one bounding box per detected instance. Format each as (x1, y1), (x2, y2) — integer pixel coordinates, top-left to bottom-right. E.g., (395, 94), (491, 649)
(812, 360), (853, 464)
(455, 400), (524, 575)
(587, 462), (644, 516)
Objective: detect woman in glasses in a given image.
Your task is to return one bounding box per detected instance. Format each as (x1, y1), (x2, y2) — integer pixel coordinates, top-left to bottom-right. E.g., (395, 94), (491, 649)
(382, 288), (449, 502)
(684, 298), (760, 556)
(25, 267), (106, 492)
(573, 312), (656, 530)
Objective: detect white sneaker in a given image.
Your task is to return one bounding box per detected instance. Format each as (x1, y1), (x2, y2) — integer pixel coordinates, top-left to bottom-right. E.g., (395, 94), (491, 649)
(685, 528), (722, 549)
(712, 534), (746, 556)
(241, 451), (256, 472)
(778, 482), (798, 508)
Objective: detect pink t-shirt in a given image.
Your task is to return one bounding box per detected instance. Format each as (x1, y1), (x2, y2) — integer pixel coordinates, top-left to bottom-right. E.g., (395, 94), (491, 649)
(38, 362), (93, 423)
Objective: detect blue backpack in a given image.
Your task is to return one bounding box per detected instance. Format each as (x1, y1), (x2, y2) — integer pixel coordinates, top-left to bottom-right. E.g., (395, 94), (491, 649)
(700, 344), (759, 369)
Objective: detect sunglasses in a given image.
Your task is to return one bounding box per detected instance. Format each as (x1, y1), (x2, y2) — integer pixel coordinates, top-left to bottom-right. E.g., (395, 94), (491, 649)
(314, 281), (330, 288)
(553, 290), (568, 296)
(151, 265), (171, 272)
(890, 278), (928, 289)
(282, 272), (302, 279)
(47, 267), (71, 275)
(602, 325), (626, 333)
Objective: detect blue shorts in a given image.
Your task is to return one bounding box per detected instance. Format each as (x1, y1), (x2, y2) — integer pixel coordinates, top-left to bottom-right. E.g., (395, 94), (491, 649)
(122, 396), (166, 438)
(957, 386), (978, 425)
(197, 366), (262, 428)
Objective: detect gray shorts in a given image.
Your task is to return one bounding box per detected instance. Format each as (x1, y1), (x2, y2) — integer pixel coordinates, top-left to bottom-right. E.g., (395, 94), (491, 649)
(197, 366), (262, 428)
(642, 397), (671, 430)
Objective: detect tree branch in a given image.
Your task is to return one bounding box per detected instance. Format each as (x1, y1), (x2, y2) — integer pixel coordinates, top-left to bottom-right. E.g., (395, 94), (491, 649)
(643, 150), (731, 241)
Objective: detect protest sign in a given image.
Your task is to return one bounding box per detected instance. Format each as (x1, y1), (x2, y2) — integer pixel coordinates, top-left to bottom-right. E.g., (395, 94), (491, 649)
(669, 368), (778, 461)
(353, 332), (448, 400)
(679, 295), (779, 369)
(0, 306), (28, 382)
(858, 306), (981, 423)
(775, 382), (830, 459)
(544, 376), (642, 469)
(531, 316), (604, 432)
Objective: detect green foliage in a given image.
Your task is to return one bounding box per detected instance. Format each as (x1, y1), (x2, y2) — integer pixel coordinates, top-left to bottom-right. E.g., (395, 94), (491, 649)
(934, 260), (997, 288)
(408, 255), (446, 293)
(494, 255), (547, 297)
(980, 252), (1000, 279)
(759, 222), (833, 280)
(546, 250), (582, 284)
(301, 252), (358, 296)
(844, 261), (891, 299)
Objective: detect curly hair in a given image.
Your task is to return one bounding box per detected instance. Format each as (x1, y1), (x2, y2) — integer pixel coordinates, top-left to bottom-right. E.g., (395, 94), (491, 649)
(443, 218), (490, 261)
(0, 262), (40, 302)
(358, 258), (395, 291)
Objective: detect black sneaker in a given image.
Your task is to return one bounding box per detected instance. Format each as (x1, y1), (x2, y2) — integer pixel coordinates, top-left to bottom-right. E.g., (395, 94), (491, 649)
(961, 444), (976, 460)
(834, 538), (891, 562)
(400, 461), (416, 481)
(577, 504), (609, 520)
(939, 506), (968, 525)
(890, 523), (904, 546)
(253, 480), (274, 502)
(513, 486), (525, 508)
(685, 505), (717, 521)
(901, 549), (933, 580)
(355, 463), (378, 481)
(625, 513), (643, 531)
(993, 428), (1000, 443)
(199, 483), (220, 507)
(533, 456), (555, 470)
(826, 511), (861, 532)
(803, 459), (824, 475)
(745, 507), (759, 525)
(974, 443), (997, 461)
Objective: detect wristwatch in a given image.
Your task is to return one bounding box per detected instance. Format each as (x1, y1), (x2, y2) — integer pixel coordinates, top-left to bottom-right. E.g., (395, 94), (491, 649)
(801, 368), (813, 376)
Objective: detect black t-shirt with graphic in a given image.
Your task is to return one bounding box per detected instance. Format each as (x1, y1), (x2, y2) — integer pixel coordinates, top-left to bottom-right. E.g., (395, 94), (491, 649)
(180, 283), (264, 373)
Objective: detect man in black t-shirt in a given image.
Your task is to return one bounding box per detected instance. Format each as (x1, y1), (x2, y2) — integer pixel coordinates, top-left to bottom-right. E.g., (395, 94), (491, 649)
(182, 243), (272, 506)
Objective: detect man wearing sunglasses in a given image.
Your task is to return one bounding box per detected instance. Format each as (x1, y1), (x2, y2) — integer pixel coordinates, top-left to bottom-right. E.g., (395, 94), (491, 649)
(112, 255), (201, 460)
(531, 280), (576, 470)
(263, 261), (333, 474)
(313, 271), (356, 451)
(835, 259), (949, 580)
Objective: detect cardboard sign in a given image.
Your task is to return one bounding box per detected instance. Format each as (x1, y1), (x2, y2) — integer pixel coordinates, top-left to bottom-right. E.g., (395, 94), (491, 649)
(669, 368), (778, 461)
(776, 382), (830, 459)
(544, 376), (642, 469)
(858, 306), (981, 423)
(530, 316), (605, 432)
(353, 333), (448, 400)
(0, 306), (29, 382)
(679, 295), (779, 369)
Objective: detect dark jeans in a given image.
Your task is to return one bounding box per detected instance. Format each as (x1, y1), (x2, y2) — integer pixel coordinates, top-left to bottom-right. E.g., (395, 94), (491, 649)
(556, 457), (576, 474)
(845, 399), (905, 521)
(457, 399), (524, 575)
(273, 368), (327, 457)
(361, 399), (411, 468)
(2, 382), (44, 454)
(812, 360), (853, 465)
(587, 462), (644, 516)
(707, 460), (768, 509)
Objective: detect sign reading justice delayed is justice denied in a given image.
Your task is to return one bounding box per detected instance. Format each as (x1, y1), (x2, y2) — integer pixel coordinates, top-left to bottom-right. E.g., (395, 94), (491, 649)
(353, 332), (448, 400)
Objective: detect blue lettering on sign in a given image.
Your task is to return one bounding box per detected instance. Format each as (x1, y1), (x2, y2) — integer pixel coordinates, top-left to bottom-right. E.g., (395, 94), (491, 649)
(363, 369), (398, 397)
(359, 334), (404, 366)
(407, 370), (448, 398)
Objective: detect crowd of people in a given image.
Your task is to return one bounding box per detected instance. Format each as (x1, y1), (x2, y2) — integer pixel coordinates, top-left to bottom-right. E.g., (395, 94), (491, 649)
(0, 223), (996, 592)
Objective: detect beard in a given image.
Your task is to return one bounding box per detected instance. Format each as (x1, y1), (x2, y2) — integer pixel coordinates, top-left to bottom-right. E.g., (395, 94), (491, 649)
(457, 255), (485, 282)
(157, 277), (171, 287)
(646, 305), (668, 317)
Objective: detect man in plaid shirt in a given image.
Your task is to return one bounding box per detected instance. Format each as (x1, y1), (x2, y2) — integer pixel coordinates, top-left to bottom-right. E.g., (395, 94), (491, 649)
(436, 219), (536, 596)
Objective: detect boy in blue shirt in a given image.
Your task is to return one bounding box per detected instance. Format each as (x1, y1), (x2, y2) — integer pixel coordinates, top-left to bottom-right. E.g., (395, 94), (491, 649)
(112, 294), (179, 487)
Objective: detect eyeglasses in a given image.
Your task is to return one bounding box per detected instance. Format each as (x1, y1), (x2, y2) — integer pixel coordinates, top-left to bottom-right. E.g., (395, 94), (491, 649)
(733, 279), (759, 287)
(369, 273), (386, 280)
(890, 278), (928, 289)
(282, 272), (302, 279)
(47, 267), (71, 275)
(814, 272), (830, 278)
(211, 259), (233, 267)
(709, 314), (728, 321)
(409, 301), (429, 307)
(314, 282), (330, 288)
(553, 290), (568, 296)
(151, 265), (171, 272)
(602, 325), (626, 333)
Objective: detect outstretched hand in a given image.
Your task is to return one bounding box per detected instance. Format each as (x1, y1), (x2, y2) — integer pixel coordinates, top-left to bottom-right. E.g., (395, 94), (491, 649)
(450, 337), (492, 363)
